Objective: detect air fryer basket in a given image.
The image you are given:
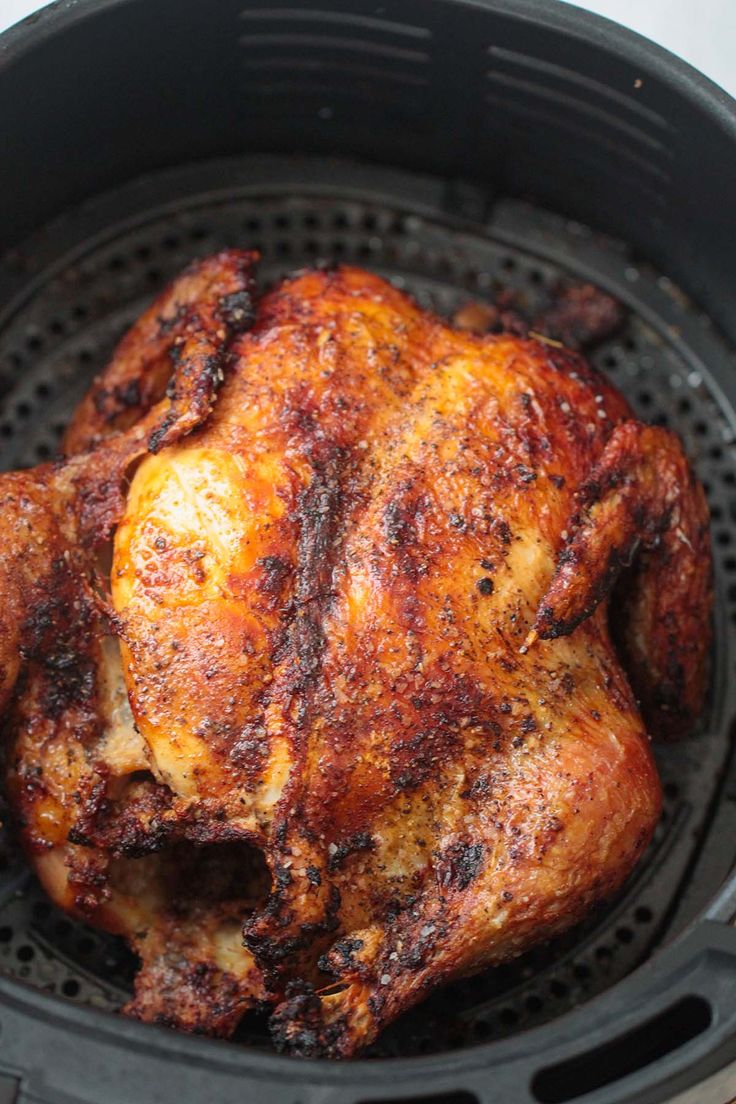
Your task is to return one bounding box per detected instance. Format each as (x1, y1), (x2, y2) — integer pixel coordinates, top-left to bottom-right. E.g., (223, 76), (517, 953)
(1, 2), (736, 1103)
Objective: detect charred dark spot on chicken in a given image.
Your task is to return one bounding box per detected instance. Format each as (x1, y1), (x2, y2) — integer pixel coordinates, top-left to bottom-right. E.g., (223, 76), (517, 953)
(453, 281), (625, 352)
(439, 841), (485, 890)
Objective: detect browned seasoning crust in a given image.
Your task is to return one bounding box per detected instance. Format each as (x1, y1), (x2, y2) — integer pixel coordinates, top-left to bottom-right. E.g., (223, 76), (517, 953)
(528, 420), (711, 737)
(453, 281), (626, 351)
(0, 257), (711, 1057)
(3, 250), (265, 1032)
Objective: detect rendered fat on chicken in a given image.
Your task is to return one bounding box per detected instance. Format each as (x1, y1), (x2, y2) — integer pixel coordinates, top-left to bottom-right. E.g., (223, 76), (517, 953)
(0, 251), (711, 1056)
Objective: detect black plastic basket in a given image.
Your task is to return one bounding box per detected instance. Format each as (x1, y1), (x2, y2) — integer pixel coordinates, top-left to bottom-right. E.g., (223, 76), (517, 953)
(0, 2), (735, 1102)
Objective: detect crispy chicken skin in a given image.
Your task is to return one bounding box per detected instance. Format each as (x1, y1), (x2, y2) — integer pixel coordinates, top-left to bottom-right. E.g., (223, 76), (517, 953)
(0, 255), (711, 1056)
(4, 250), (266, 1033)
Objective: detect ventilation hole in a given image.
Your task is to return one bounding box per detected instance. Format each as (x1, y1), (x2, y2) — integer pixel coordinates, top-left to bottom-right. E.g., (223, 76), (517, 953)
(694, 421), (709, 437)
(62, 979), (80, 998)
(6, 351), (23, 369)
(616, 927), (634, 945)
(531, 996), (711, 1104)
(635, 907), (653, 924)
(0, 927), (12, 943)
(162, 234), (180, 251)
(603, 354), (618, 370)
(26, 332), (43, 352)
(549, 979), (569, 998)
(303, 213), (319, 229)
(529, 269), (544, 286)
(652, 412), (669, 427)
(15, 402), (31, 419)
(72, 304), (88, 320)
(16, 944), (34, 962)
(637, 390), (652, 407)
(77, 348), (93, 365)
(501, 256), (516, 272)
(49, 318), (65, 336)
(499, 1007), (519, 1026)
(135, 244), (152, 261)
(35, 381), (51, 399)
(595, 946), (612, 962)
(189, 225), (208, 241)
(716, 530), (732, 547)
(304, 240), (319, 256)
(725, 556), (736, 573)
(363, 212), (378, 231)
(0, 424), (13, 438)
(723, 471), (735, 486)
(274, 214), (290, 230)
(711, 504), (724, 521)
(526, 995), (544, 1014)
(146, 268), (162, 285)
(710, 445), (723, 460)
(35, 443), (51, 460)
(665, 781), (680, 801)
(331, 240), (346, 256)
(332, 211), (349, 230)
(623, 336), (637, 351)
(275, 240), (292, 258)
(677, 397), (693, 414)
(473, 1019), (493, 1039)
(107, 254), (126, 272)
(244, 216), (261, 233)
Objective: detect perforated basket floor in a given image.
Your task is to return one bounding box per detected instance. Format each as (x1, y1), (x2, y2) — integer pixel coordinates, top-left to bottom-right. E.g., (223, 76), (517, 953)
(0, 156), (734, 1059)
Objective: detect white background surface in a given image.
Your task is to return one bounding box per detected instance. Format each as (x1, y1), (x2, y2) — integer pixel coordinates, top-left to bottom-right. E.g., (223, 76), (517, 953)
(0, 0), (734, 99)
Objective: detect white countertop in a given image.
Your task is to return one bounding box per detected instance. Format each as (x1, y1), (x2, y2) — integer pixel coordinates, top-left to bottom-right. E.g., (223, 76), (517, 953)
(1, 0), (734, 99)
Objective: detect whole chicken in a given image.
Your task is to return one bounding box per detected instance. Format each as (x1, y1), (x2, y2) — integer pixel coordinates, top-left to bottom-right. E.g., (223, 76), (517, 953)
(0, 251), (711, 1056)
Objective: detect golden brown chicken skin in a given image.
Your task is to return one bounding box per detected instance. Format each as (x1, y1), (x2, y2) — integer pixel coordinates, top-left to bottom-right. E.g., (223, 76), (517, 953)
(1, 256), (711, 1057)
(3, 250), (267, 1034)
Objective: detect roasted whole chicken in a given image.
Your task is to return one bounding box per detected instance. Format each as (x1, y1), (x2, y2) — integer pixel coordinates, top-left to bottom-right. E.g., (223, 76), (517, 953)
(0, 251), (711, 1056)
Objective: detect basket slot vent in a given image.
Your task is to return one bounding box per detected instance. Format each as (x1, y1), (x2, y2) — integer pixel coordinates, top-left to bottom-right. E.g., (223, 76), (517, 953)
(238, 32), (429, 66)
(486, 69), (670, 157)
(487, 45), (672, 133)
(531, 995), (712, 1103)
(239, 7), (432, 41)
(240, 61), (429, 89)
